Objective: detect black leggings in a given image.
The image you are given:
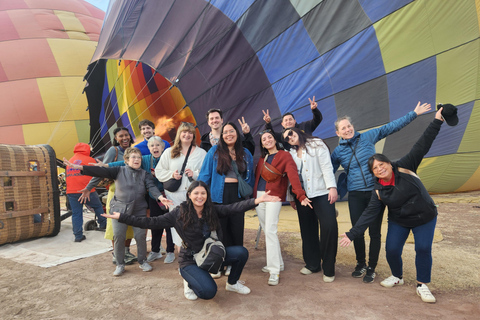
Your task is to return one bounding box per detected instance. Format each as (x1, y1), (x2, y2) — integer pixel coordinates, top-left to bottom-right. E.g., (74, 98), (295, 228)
(348, 191), (385, 269)
(148, 197), (174, 253)
(217, 182), (245, 247)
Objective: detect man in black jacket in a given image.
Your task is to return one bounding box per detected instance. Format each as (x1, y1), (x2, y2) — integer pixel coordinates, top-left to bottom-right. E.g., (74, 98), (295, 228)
(200, 108), (255, 155)
(262, 96), (322, 150)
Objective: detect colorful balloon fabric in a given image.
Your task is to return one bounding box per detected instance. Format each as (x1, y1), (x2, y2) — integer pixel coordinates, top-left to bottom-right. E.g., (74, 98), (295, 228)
(86, 0), (479, 193)
(0, 0), (104, 161)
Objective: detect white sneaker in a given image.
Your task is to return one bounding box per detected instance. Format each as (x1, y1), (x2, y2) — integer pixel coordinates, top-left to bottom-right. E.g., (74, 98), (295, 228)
(225, 265), (232, 276)
(226, 280), (251, 294)
(159, 245), (167, 255)
(146, 251), (163, 262)
(183, 280), (198, 301)
(139, 262), (153, 272)
(416, 284), (436, 303)
(262, 265), (284, 273)
(300, 267), (313, 275)
(323, 275), (335, 283)
(268, 273), (279, 286)
(210, 271), (222, 279)
(164, 252), (175, 264)
(113, 265), (125, 276)
(380, 275), (404, 288)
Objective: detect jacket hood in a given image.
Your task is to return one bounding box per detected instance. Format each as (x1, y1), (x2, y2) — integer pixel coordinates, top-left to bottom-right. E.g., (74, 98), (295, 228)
(73, 143), (91, 156)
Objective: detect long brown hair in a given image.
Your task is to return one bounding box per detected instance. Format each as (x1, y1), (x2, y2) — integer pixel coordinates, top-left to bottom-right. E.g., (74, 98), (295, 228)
(180, 181), (219, 231)
(171, 122), (196, 159)
(215, 122), (246, 174)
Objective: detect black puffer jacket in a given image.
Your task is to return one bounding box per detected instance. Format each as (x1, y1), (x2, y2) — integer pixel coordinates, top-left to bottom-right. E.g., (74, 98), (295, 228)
(347, 119), (443, 240)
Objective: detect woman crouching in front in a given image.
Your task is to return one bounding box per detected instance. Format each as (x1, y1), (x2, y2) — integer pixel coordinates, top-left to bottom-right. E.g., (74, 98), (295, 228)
(104, 180), (280, 300)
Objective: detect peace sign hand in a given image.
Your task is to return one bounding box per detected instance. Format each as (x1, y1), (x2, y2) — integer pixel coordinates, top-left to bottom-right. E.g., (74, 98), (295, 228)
(262, 109), (271, 123)
(308, 96), (317, 110)
(238, 117), (250, 134)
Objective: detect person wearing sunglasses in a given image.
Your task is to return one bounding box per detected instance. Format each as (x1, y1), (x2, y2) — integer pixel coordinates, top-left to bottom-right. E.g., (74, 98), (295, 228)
(331, 102), (431, 284)
(200, 108), (255, 155)
(262, 96), (322, 150)
(254, 130), (311, 286)
(282, 127), (338, 282)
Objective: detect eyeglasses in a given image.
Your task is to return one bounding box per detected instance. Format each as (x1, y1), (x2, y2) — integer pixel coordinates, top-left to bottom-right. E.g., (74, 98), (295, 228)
(283, 129), (294, 142)
(258, 129), (272, 136)
(129, 155), (142, 160)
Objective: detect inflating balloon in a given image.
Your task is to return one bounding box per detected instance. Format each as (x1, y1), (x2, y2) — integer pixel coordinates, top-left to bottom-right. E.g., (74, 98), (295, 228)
(0, 0), (104, 160)
(85, 0), (479, 193)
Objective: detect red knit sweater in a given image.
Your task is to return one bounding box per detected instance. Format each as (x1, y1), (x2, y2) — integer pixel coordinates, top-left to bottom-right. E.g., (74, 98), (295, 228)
(253, 150), (306, 202)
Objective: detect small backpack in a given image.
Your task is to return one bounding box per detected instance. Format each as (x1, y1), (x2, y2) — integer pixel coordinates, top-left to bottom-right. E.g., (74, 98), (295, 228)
(193, 231), (225, 274)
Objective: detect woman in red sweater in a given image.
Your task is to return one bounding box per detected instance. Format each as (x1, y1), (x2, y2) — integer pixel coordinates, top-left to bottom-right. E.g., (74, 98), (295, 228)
(253, 130), (311, 286)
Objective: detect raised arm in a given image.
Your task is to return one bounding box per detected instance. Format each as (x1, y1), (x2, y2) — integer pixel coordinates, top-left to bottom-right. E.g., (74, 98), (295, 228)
(369, 102), (431, 143)
(396, 108), (444, 172)
(300, 96), (323, 133)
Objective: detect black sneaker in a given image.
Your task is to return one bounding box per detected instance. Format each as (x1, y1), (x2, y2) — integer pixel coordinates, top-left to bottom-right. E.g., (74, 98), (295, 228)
(363, 267), (376, 283)
(351, 263), (367, 278)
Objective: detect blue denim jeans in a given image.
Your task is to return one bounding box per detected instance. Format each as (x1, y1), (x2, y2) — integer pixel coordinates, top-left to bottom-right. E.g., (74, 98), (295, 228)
(386, 217), (437, 283)
(67, 192), (106, 241)
(180, 246), (249, 300)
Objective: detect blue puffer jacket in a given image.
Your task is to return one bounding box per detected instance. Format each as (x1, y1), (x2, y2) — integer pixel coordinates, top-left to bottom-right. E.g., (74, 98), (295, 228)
(331, 111), (417, 192)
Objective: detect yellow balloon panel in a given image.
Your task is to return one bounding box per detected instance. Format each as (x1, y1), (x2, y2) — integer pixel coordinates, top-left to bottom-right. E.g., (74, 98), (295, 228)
(48, 38), (98, 76)
(418, 154), (480, 193)
(54, 10), (89, 41)
(170, 86), (187, 108)
(375, 0), (478, 73)
(457, 165), (480, 192)
(375, 1), (435, 74)
(22, 121), (82, 160)
(37, 76), (89, 122)
(458, 101), (480, 153)
(436, 39), (479, 106)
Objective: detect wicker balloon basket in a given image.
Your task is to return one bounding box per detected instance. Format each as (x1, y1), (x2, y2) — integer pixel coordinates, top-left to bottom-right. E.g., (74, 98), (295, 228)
(0, 144), (61, 245)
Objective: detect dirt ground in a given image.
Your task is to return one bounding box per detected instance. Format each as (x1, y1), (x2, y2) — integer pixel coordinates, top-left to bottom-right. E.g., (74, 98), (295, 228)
(0, 192), (479, 320)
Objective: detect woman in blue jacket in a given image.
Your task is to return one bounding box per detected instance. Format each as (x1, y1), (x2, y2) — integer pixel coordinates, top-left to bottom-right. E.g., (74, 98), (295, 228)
(340, 107), (445, 303)
(331, 102), (431, 283)
(198, 122), (254, 276)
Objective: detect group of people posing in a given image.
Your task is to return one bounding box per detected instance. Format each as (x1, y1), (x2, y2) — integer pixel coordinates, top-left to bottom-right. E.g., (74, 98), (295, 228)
(65, 96), (449, 304)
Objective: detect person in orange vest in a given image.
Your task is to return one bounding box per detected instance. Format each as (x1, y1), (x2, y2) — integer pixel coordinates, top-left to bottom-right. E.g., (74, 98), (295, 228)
(66, 143), (107, 242)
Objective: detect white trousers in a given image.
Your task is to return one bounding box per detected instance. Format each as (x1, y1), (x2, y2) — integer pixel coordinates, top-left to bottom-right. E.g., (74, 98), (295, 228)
(255, 191), (283, 274)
